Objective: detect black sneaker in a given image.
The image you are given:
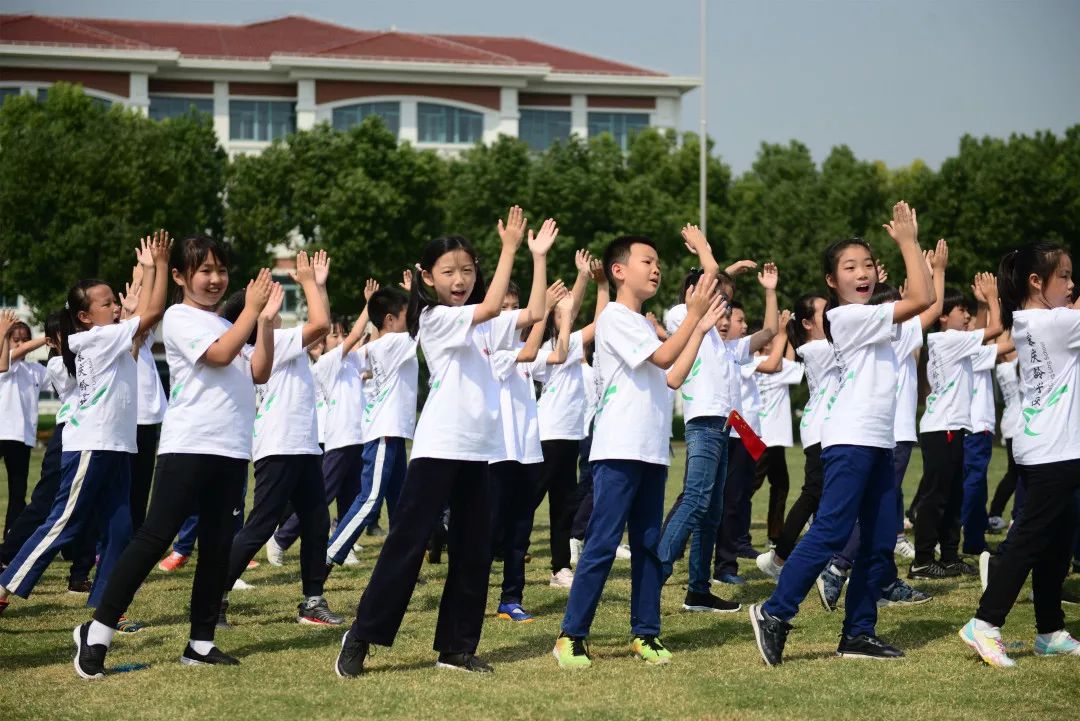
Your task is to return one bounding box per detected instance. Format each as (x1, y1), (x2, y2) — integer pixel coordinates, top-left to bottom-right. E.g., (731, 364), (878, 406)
(180, 644), (240, 666)
(335, 630), (370, 677)
(908, 561), (961, 580)
(836, 633), (904, 660)
(749, 603), (791, 667)
(298, 597), (344, 626)
(943, 560), (978, 577)
(435, 652), (494, 673)
(216, 600), (232, 629)
(67, 578), (92, 594)
(72, 623), (107, 679)
(683, 591), (741, 613)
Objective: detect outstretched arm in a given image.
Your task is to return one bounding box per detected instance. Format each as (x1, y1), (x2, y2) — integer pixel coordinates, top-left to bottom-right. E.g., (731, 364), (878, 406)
(516, 218), (559, 329)
(884, 201), (933, 323)
(919, 239), (948, 331)
(342, 279), (378, 356)
(748, 263), (780, 353)
(474, 206), (527, 326)
(292, 250), (332, 348)
(517, 281), (567, 363)
(204, 269), (272, 367)
(579, 259), (609, 346)
(755, 310), (791, 374)
(250, 282), (283, 384)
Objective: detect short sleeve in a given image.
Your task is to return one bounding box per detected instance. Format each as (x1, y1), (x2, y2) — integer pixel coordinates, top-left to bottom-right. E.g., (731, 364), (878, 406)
(742, 355), (765, 379)
(28, 361), (47, 384)
(565, 330), (585, 366)
(377, 333), (418, 373)
(777, 359), (805, 384)
(487, 309), (523, 352)
(490, 348), (519, 381)
(420, 304), (476, 351)
(601, 306), (661, 369)
(46, 357), (68, 393)
(271, 327), (305, 371)
(166, 307), (227, 366)
(726, 337), (752, 365)
(972, 345), (997, 372)
(828, 302), (896, 352)
(939, 329), (984, 364)
(68, 316), (139, 364)
(312, 346), (343, 391)
(1051, 307), (1080, 350)
(893, 318), (923, 360)
(664, 305), (688, 335)
(527, 354), (549, 382)
(348, 346), (368, 375)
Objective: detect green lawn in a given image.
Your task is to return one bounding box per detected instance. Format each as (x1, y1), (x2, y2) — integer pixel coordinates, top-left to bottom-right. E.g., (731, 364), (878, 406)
(1, 442), (1077, 721)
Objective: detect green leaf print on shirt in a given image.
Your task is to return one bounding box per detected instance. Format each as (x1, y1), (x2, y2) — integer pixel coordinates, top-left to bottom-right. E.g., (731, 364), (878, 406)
(596, 385), (617, 415)
(679, 358), (703, 402)
(1021, 384), (1069, 437)
(923, 380), (956, 416)
(363, 387), (392, 423)
(254, 392), (277, 421)
(169, 382), (185, 402)
(69, 385), (109, 427)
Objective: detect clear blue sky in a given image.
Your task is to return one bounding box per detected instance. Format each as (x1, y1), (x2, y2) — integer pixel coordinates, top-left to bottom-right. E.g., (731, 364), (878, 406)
(5, 0), (1079, 172)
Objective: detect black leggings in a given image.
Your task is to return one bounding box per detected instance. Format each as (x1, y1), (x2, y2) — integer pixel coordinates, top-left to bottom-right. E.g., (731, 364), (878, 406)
(350, 458), (491, 654)
(1, 440), (32, 539)
(535, 439), (580, 571)
(128, 424), (160, 532)
(753, 445), (791, 542)
(94, 453), (247, 642)
(913, 430), (966, 565)
(774, 443), (824, 561)
(988, 438), (1018, 518)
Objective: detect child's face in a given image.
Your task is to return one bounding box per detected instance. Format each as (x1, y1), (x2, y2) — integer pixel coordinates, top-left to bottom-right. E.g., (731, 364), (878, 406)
(501, 293), (519, 311)
(79, 284), (120, 328)
(1032, 254), (1074, 310)
(725, 308), (747, 340)
(612, 243), (661, 301)
(175, 252), (229, 310)
(423, 249), (476, 307)
(324, 325), (344, 351)
(827, 246), (876, 305)
(803, 297), (827, 341)
(382, 308), (407, 333)
(8, 325), (31, 349)
(940, 304), (971, 332)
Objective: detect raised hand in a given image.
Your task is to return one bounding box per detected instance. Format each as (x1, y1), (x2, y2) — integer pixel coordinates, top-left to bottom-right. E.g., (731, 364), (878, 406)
(877, 263), (888, 284)
(150, 230), (171, 264)
(882, 201), (918, 245)
(363, 278), (379, 301)
(589, 258), (607, 286)
(687, 273), (720, 318)
(497, 205), (528, 251)
(778, 309), (792, 332)
(245, 268), (274, 313)
(0, 308), (17, 336)
(311, 249), (330, 286)
(932, 238), (949, 273)
(260, 281), (284, 321)
(973, 271), (997, 304)
(757, 262), (778, 290)
(574, 249), (593, 275)
(725, 259), (758, 277)
(556, 294), (574, 321)
(290, 251), (314, 285)
(681, 224), (711, 257)
(545, 279), (568, 310)
(527, 218), (559, 257)
(119, 281), (142, 317)
(696, 295), (728, 333)
(136, 234), (155, 267)
(399, 269), (413, 292)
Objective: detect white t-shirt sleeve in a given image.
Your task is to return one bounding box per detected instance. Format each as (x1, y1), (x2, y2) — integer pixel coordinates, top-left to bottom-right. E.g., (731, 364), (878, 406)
(379, 333), (418, 372)
(972, 345), (997, 372)
(312, 346), (343, 390)
(830, 302), (896, 351)
(488, 309), (524, 352)
(271, 327), (305, 372)
(490, 349), (519, 381)
(420, 304), (477, 351)
(606, 307), (663, 369)
(731, 337), (752, 365)
(1052, 307), (1080, 349)
(775, 359), (805, 384)
(171, 311), (229, 366)
(68, 317), (139, 365)
(664, 305), (688, 335)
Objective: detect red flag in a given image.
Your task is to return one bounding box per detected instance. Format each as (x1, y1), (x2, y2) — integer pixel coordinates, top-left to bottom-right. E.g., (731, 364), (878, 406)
(727, 410), (767, 461)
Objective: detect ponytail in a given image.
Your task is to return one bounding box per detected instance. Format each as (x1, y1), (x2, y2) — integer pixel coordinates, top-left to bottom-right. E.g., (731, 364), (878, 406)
(790, 292), (825, 350)
(997, 242), (1068, 330)
(63, 279), (108, 376)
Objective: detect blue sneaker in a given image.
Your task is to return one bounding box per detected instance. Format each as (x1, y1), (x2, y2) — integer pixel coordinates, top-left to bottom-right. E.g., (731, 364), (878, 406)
(496, 603), (535, 623)
(815, 564), (847, 611)
(1034, 630), (1080, 657)
(712, 572), (746, 586)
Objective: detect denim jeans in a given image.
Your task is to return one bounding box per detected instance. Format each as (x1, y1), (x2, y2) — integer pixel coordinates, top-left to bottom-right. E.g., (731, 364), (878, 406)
(658, 416), (729, 595)
(961, 431), (993, 554)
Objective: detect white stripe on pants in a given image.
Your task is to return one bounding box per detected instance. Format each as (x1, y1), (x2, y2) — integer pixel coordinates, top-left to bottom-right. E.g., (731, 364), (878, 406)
(326, 439), (386, 562)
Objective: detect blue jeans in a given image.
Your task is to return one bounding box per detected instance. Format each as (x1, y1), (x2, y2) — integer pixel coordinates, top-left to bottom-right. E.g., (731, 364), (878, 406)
(326, 437), (406, 565)
(562, 460), (667, 637)
(893, 440), (915, 535)
(962, 431), (993, 554)
(763, 445), (896, 637)
(658, 416), (729, 595)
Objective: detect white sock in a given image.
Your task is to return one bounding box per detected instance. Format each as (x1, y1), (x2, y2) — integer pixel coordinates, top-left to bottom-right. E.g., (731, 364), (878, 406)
(189, 639), (215, 655)
(972, 618), (997, 634)
(87, 620), (116, 648)
(1035, 630), (1061, 643)
(305, 595), (323, 607)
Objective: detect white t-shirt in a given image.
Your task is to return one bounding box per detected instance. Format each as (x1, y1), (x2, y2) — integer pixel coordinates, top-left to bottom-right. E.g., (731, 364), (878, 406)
(63, 317), (140, 453)
(359, 332), (419, 443)
(757, 358), (804, 448)
(735, 357), (765, 437)
(581, 361), (600, 436)
(46, 356), (78, 426)
(157, 304), (256, 460)
(920, 329), (984, 433)
(970, 346), (997, 434)
(665, 303), (688, 336)
(821, 302), (899, 449)
(313, 345), (366, 452)
(252, 326), (321, 461)
(995, 358), (1022, 441)
(680, 330), (748, 423)
(590, 303), (669, 465)
(532, 330), (588, 441)
(1010, 308), (1080, 465)
(315, 366), (328, 445)
(136, 335), (167, 425)
(893, 317), (923, 443)
(796, 339), (838, 448)
(491, 343), (543, 464)
(410, 305), (522, 461)
(0, 358), (47, 446)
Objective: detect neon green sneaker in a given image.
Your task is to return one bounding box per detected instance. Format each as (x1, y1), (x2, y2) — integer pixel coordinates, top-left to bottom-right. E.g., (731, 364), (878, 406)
(552, 634), (592, 670)
(630, 635), (672, 665)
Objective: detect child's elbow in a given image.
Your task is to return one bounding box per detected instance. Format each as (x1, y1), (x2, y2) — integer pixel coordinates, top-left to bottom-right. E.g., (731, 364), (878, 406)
(666, 377), (682, 390)
(251, 366), (271, 384)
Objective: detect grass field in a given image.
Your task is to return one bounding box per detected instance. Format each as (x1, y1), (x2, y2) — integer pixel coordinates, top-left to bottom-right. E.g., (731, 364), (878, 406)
(1, 442), (1077, 721)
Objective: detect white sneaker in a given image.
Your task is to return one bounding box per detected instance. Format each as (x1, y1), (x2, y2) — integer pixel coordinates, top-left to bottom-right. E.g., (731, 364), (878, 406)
(550, 568), (574, 588)
(755, 550), (782, 582)
(231, 577), (254, 591)
(979, 551), (991, 592)
(615, 544), (632, 560)
(987, 516), (1008, 532)
(569, 538), (582, 567)
(265, 537), (285, 567)
(894, 536), (916, 560)
(352, 542), (364, 553)
(343, 549), (361, 566)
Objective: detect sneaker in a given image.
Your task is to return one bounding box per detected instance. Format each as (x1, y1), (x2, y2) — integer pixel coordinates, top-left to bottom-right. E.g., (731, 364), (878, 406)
(552, 633), (592, 670)
(877, 578), (932, 607)
(550, 567), (574, 589)
(72, 622), (107, 679)
(959, 618), (1016, 668)
(298, 598), (344, 626)
(894, 537), (916, 559)
(231, 577), (254, 591)
(366, 524), (386, 537)
(908, 561), (961, 580)
(246, 559), (259, 571)
(1034, 630), (1080, 657)
(265, 537), (285, 567)
(181, 644), (240, 666)
(342, 549), (361, 566)
(749, 604), (791, 667)
(737, 546), (762, 561)
(496, 602), (535, 623)
(987, 516), (1007, 533)
(630, 635), (672, 665)
(158, 551), (189, 573)
(436, 652), (494, 673)
(712, 572), (746, 586)
(683, 591), (740, 613)
(569, 538), (582, 567)
(816, 565), (847, 612)
(756, 550), (783, 582)
(216, 600), (232, 629)
(836, 633), (904, 660)
(335, 631), (369, 677)
(67, 578), (92, 594)
(115, 615), (145, 633)
(615, 544), (632, 560)
(943, 560), (977, 577)
(979, 551), (992, 592)
(352, 542), (364, 553)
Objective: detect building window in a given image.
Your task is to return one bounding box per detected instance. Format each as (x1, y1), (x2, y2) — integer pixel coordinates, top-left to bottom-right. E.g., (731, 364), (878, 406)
(332, 101), (401, 136)
(417, 103), (483, 144)
(587, 112), (649, 151)
(519, 109), (572, 151)
(35, 86), (112, 109)
(0, 87), (19, 104)
(229, 100), (296, 141)
(149, 95), (213, 121)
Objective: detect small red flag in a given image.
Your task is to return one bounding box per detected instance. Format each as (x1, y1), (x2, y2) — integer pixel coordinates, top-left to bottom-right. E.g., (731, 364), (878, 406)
(727, 410), (767, 461)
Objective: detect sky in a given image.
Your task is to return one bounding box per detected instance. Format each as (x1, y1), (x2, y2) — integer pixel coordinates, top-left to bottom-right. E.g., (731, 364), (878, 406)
(4, 0), (1079, 172)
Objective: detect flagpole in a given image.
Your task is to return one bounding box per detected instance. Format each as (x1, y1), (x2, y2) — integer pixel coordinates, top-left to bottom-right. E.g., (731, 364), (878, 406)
(699, 0), (707, 233)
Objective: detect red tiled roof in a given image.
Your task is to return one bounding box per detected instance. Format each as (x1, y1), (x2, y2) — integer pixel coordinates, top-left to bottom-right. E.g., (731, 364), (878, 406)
(0, 13), (665, 76)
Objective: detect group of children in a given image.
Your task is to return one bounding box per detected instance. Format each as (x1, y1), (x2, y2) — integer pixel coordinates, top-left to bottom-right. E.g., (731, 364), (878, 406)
(0, 201), (1077, 680)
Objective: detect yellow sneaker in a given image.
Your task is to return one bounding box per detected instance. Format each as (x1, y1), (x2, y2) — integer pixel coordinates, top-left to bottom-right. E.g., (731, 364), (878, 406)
(630, 635), (672, 665)
(552, 634), (592, 670)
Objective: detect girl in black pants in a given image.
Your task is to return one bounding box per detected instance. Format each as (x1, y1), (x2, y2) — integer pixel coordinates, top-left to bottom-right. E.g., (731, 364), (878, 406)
(74, 236), (281, 677)
(336, 207), (557, 677)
